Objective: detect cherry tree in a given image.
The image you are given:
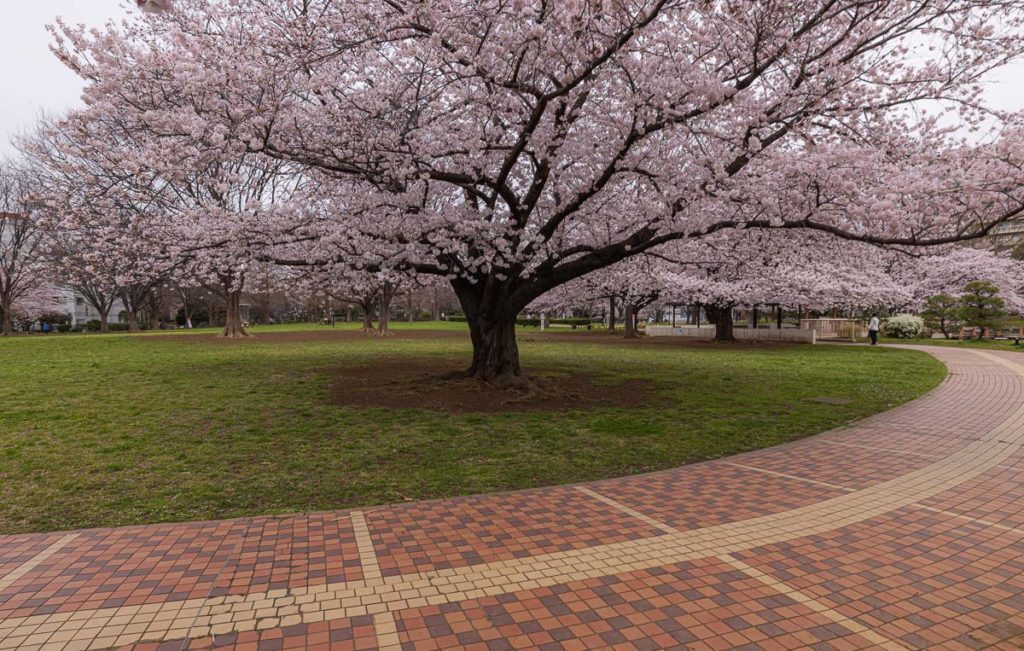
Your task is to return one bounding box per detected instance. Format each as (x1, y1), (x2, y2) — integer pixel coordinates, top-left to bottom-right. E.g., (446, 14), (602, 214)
(0, 163), (51, 336)
(300, 266), (409, 335)
(661, 230), (917, 339)
(532, 257), (666, 337)
(22, 109), (310, 338)
(891, 246), (1024, 313)
(51, 0), (1024, 385)
(135, 0), (172, 13)
(8, 282), (67, 331)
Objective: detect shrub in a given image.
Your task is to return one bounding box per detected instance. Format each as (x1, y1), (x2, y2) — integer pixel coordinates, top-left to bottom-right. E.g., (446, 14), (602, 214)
(39, 312), (72, 326)
(883, 314), (924, 339)
(85, 319), (103, 332)
(549, 317), (592, 327)
(447, 314), (467, 322)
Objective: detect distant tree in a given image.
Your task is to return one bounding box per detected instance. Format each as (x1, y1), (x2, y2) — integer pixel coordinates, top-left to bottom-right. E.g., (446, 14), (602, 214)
(0, 164), (47, 336)
(921, 294), (960, 339)
(959, 281), (1006, 339)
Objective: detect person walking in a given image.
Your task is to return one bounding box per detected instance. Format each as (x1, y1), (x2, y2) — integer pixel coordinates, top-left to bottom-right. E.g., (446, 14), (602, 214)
(868, 314), (880, 345)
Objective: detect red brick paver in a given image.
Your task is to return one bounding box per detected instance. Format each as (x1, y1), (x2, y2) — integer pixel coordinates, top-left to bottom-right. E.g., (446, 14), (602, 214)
(1, 345), (1023, 650)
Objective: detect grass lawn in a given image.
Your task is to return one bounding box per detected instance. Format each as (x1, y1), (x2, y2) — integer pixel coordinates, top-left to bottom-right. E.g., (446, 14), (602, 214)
(0, 324), (945, 534)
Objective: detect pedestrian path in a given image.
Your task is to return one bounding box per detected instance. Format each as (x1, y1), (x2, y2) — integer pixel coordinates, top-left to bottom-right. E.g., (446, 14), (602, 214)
(1, 346), (1023, 650)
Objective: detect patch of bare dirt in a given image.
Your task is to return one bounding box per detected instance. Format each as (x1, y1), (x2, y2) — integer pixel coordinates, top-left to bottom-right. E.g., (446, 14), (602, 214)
(146, 328), (465, 345)
(518, 330), (794, 349)
(330, 358), (663, 413)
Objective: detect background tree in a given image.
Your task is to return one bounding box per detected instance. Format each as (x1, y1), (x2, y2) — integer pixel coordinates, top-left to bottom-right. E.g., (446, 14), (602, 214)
(959, 281), (1006, 339)
(0, 163), (48, 336)
(921, 294), (960, 339)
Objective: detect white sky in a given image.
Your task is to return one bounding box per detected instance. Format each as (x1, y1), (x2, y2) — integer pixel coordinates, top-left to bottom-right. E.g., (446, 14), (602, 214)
(1, 1), (1023, 157)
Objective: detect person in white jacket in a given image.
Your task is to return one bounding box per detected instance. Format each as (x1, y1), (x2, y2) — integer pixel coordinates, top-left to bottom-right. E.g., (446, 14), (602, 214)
(868, 315), (880, 345)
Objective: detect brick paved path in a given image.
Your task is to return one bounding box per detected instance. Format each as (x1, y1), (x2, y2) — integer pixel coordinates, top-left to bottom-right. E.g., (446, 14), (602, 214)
(2, 346), (1024, 650)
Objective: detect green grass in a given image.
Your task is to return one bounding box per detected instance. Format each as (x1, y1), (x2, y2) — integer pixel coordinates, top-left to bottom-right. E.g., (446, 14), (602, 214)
(0, 324), (946, 534)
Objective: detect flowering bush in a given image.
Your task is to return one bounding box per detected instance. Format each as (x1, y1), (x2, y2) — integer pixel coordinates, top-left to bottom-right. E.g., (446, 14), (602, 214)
(883, 314), (925, 339)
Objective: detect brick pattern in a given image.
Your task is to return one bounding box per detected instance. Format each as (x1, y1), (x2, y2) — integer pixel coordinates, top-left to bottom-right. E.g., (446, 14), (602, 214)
(588, 461), (852, 531)
(0, 514), (361, 623)
(367, 487), (665, 577)
(394, 558), (883, 650)
(733, 506), (1024, 649)
(1, 345), (1023, 650)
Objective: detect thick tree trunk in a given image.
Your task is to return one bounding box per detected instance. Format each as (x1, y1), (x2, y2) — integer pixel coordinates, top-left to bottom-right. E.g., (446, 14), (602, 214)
(623, 303), (638, 338)
(360, 304), (375, 332)
(608, 296), (617, 332)
(465, 314), (522, 387)
(706, 305), (735, 341)
(0, 299), (11, 336)
(99, 309), (110, 333)
(127, 310), (139, 333)
(452, 281), (529, 388)
(220, 290), (250, 338)
(377, 285), (395, 336)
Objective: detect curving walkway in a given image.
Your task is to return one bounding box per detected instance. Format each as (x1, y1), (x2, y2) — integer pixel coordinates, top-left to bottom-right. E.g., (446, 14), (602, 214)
(2, 346), (1024, 650)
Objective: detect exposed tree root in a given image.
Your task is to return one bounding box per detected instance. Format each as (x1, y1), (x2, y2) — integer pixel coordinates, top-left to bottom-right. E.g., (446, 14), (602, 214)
(218, 325), (252, 338)
(333, 359), (659, 413)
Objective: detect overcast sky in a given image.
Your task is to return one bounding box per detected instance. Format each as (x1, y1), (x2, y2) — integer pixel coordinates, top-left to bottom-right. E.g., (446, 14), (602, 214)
(1, 1), (1023, 157)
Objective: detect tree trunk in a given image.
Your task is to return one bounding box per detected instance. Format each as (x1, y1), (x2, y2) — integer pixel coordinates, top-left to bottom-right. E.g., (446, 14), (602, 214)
(99, 309), (110, 333)
(360, 303), (375, 332)
(452, 281), (529, 388)
(465, 315), (522, 387)
(345, 305), (352, 322)
(706, 305), (735, 341)
(221, 290), (250, 338)
(623, 303), (638, 338)
(127, 310), (139, 333)
(0, 298), (11, 336)
(608, 296), (617, 332)
(377, 284), (395, 336)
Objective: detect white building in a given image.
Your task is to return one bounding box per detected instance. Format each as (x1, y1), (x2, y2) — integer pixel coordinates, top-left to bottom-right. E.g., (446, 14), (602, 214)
(54, 286), (128, 328)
